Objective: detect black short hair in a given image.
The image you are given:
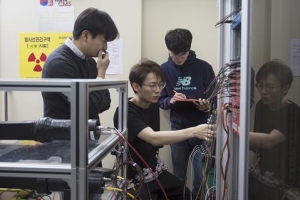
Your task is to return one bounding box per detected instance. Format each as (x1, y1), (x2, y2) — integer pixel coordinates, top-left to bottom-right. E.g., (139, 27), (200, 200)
(129, 59), (165, 93)
(73, 7), (119, 41)
(256, 59), (293, 86)
(165, 28), (192, 54)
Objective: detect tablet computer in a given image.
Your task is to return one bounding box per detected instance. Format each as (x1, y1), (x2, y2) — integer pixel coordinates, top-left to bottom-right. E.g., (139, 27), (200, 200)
(173, 99), (199, 108)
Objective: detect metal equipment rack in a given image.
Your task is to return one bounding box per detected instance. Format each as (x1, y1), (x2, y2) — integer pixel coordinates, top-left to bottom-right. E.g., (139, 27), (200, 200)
(0, 78), (128, 200)
(216, 0), (251, 199)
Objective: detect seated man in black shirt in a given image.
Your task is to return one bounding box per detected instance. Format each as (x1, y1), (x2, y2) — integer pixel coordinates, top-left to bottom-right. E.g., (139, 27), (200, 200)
(114, 59), (213, 200)
(248, 59), (300, 200)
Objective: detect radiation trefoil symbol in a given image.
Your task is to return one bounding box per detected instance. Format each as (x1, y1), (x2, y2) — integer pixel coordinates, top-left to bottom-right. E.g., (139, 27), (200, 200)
(28, 53), (47, 72)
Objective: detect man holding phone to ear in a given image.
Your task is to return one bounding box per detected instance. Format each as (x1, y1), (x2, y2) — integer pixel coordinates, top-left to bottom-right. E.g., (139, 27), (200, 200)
(41, 7), (119, 121)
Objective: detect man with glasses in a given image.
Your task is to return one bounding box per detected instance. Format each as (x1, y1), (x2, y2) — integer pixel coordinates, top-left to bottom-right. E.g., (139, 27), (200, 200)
(248, 59), (300, 200)
(114, 59), (214, 200)
(142, 81), (166, 91)
(158, 28), (215, 199)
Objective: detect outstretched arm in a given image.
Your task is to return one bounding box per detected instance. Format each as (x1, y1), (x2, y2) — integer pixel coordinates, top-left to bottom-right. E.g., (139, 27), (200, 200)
(249, 129), (285, 149)
(137, 124), (213, 146)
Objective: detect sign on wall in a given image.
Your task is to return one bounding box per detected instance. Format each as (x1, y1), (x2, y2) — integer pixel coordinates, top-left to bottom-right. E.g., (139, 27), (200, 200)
(40, 0), (72, 7)
(290, 39), (300, 76)
(38, 6), (74, 32)
(106, 39), (123, 75)
(19, 32), (72, 78)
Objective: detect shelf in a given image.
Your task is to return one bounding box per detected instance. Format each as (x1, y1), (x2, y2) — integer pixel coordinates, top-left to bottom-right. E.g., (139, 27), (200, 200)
(0, 78), (128, 200)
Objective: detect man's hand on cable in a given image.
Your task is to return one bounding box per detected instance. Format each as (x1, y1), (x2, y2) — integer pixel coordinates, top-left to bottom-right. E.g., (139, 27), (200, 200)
(193, 123), (216, 142)
(97, 50), (110, 78)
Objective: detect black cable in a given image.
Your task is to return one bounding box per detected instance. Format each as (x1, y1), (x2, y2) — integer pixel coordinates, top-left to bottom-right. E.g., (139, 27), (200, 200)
(112, 160), (144, 198)
(113, 128), (169, 200)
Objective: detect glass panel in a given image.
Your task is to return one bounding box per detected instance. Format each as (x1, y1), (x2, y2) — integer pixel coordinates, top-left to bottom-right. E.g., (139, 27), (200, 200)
(249, 0), (300, 199)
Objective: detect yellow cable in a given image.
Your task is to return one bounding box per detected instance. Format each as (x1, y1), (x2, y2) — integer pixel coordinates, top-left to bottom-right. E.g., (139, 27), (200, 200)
(116, 176), (136, 191)
(105, 186), (135, 199)
(0, 188), (22, 192)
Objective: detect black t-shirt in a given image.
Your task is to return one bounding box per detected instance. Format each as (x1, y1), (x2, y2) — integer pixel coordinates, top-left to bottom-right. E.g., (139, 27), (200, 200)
(249, 100), (300, 200)
(114, 101), (167, 183)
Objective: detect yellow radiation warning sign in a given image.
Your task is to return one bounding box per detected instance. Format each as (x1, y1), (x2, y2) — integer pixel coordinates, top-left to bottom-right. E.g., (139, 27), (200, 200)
(19, 32), (72, 78)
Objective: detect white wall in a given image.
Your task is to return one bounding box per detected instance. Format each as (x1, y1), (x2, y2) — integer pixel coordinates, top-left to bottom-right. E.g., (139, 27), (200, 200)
(0, 0), (141, 170)
(0, 0), (141, 121)
(6, 0), (299, 197)
(270, 0), (300, 104)
(142, 0), (219, 70)
(250, 0), (272, 128)
(142, 0), (219, 175)
(0, 0), (219, 165)
(0, 0), (219, 194)
(250, 0), (300, 130)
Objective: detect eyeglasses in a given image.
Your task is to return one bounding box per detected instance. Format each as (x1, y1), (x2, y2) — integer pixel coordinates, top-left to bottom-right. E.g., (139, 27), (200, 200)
(142, 82), (166, 91)
(255, 83), (280, 92)
(170, 51), (189, 59)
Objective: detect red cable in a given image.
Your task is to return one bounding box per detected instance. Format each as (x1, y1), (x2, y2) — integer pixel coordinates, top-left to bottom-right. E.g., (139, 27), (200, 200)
(114, 128), (169, 200)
